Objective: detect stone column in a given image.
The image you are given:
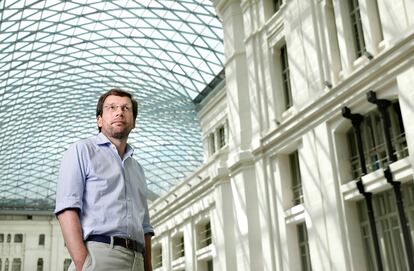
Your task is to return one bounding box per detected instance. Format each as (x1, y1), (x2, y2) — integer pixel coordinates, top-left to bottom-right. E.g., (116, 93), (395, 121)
(214, 0), (262, 270)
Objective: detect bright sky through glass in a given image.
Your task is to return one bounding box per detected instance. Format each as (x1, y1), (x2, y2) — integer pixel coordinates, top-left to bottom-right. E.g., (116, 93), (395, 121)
(0, 0), (224, 211)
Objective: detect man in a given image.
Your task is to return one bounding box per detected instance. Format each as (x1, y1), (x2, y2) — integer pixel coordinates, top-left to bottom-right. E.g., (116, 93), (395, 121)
(55, 89), (154, 271)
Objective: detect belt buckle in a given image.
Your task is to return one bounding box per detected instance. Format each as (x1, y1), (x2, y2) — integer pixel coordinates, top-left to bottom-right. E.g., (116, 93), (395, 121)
(125, 238), (130, 248)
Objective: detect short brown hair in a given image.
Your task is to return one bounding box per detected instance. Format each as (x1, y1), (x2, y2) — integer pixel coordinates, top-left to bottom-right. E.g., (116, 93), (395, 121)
(96, 88), (138, 132)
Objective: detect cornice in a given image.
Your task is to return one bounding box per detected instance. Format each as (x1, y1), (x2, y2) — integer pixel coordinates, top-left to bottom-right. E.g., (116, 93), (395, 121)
(214, 0), (240, 18)
(256, 30), (414, 156)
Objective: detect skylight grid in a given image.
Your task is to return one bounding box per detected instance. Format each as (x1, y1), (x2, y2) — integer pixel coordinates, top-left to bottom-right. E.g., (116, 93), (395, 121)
(0, 0), (224, 211)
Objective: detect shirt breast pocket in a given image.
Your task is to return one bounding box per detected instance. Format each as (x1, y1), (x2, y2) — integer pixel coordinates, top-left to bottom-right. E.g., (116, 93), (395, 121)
(86, 160), (119, 201)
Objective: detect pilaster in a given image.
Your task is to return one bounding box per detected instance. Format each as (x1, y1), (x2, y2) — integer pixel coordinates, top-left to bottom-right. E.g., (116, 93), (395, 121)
(212, 180), (236, 271)
(396, 67), (414, 170)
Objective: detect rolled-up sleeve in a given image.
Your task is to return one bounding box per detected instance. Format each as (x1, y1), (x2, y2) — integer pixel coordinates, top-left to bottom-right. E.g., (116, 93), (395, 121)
(54, 143), (87, 215)
(142, 198), (154, 236)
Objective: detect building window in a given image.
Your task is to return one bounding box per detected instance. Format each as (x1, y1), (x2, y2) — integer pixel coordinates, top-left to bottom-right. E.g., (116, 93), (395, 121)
(153, 245), (162, 269)
(207, 259), (213, 271)
(217, 125), (226, 149)
(37, 258), (43, 271)
(39, 234), (45, 246)
(11, 258), (22, 271)
(5, 259), (9, 271)
(347, 101), (407, 179)
(172, 234), (185, 260)
(0, 233), (4, 243)
(358, 183), (414, 271)
(199, 259), (214, 271)
(290, 151), (303, 205)
(273, 0), (283, 13)
(14, 234), (23, 243)
(297, 223), (312, 271)
(348, 0), (366, 58)
(209, 133), (216, 155)
(280, 44), (292, 110)
(7, 234), (11, 243)
(63, 259), (71, 271)
(197, 221), (212, 249)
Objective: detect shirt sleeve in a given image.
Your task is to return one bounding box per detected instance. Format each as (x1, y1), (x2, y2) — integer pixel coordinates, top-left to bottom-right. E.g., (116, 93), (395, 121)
(142, 197), (155, 236)
(139, 164), (155, 236)
(54, 142), (87, 215)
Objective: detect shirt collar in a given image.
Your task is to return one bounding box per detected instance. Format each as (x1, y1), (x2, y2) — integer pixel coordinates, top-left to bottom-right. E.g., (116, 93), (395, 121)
(95, 133), (135, 157)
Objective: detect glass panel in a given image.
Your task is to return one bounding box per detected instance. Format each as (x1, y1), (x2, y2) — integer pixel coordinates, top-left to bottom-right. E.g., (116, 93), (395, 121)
(207, 259), (213, 271)
(358, 186), (414, 271)
(218, 125), (226, 149)
(0, 1), (225, 205)
(199, 221), (212, 248)
(14, 234), (23, 243)
(280, 44), (292, 109)
(348, 0), (366, 57)
(173, 235), (185, 259)
(11, 258), (21, 271)
(37, 258), (43, 271)
(297, 223), (312, 271)
(39, 234), (45, 246)
(209, 133), (216, 155)
(290, 151), (303, 205)
(153, 246), (163, 268)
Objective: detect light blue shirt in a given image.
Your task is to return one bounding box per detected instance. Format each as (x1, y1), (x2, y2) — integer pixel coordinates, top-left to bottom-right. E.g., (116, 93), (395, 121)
(54, 133), (154, 245)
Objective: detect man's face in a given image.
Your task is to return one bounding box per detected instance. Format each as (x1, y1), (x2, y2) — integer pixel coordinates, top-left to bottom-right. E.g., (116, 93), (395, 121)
(97, 95), (135, 140)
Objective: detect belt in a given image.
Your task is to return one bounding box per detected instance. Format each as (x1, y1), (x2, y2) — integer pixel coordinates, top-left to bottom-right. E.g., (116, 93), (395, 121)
(86, 235), (144, 253)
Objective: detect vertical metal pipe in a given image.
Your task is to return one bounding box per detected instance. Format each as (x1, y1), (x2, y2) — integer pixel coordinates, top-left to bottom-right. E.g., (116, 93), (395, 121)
(384, 168), (414, 270)
(367, 91), (414, 270)
(367, 90), (396, 162)
(365, 193), (384, 271)
(342, 106), (383, 271)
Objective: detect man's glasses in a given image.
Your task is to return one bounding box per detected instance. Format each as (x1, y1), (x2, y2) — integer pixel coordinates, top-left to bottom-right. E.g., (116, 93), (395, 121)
(103, 104), (132, 112)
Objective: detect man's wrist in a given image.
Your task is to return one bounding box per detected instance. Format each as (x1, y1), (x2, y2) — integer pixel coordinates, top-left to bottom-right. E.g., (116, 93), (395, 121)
(73, 250), (88, 270)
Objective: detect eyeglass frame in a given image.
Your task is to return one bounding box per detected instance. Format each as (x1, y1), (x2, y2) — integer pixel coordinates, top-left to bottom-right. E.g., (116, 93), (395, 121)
(103, 104), (133, 112)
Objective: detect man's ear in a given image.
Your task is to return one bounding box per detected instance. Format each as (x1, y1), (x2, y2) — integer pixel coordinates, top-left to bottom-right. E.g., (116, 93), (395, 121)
(97, 116), (103, 129)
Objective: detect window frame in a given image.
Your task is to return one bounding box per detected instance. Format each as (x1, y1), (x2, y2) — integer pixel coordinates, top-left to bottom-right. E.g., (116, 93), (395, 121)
(280, 44), (293, 110)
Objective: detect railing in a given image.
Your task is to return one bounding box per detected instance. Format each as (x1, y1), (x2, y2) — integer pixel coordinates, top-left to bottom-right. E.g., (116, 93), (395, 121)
(349, 132), (408, 179)
(292, 183), (304, 205)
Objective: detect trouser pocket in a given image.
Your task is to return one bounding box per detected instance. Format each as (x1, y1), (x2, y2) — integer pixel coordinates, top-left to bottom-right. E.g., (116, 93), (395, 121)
(82, 253), (92, 271)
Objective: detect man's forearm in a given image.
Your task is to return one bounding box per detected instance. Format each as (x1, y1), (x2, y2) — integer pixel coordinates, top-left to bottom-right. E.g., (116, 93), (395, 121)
(144, 234), (152, 271)
(57, 209), (88, 271)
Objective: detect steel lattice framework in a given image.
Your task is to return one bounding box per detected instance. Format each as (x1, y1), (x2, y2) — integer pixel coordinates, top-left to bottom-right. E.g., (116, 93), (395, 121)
(0, 0), (224, 212)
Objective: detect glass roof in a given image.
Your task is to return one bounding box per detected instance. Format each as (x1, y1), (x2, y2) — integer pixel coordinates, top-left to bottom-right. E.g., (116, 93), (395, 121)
(0, 0), (224, 211)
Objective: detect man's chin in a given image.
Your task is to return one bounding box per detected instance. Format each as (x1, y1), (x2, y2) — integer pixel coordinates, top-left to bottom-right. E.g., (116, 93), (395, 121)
(110, 128), (131, 139)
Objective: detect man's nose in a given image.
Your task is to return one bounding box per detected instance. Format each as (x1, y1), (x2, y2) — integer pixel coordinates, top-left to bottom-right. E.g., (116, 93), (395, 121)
(114, 106), (124, 115)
